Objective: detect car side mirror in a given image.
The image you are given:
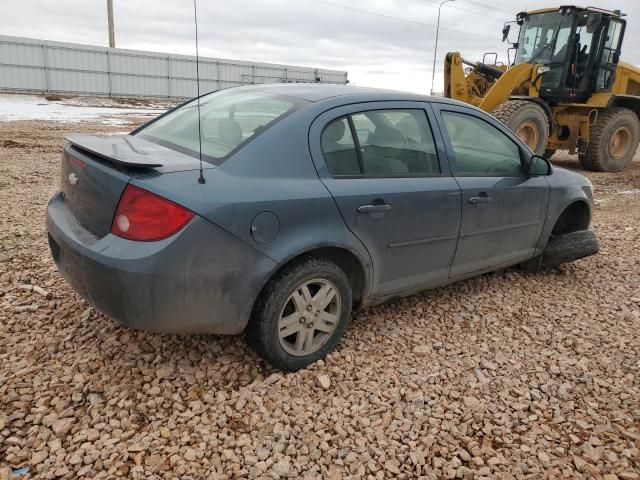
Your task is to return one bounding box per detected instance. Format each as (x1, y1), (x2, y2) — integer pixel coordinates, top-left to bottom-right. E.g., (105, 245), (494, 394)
(528, 155), (552, 176)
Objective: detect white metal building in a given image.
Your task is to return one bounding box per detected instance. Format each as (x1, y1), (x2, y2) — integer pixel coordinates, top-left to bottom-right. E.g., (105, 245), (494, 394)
(0, 35), (349, 99)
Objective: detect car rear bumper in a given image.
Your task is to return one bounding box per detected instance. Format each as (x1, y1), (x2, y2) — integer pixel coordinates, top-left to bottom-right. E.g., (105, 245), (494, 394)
(46, 192), (277, 334)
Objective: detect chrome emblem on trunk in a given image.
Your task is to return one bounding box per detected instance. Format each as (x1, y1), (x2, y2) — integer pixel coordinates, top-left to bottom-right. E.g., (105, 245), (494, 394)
(68, 173), (79, 185)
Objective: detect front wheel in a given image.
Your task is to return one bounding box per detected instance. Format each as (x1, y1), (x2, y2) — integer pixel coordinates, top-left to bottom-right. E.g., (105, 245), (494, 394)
(247, 258), (352, 371)
(492, 100), (550, 155)
(520, 230), (599, 273)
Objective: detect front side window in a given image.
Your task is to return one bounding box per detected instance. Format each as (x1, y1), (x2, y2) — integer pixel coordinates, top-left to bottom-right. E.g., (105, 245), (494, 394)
(441, 111), (523, 176)
(136, 90), (302, 164)
(321, 109), (439, 177)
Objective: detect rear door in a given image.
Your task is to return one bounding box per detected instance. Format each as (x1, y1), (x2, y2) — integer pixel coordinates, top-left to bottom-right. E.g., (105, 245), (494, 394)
(432, 104), (549, 277)
(309, 101), (461, 297)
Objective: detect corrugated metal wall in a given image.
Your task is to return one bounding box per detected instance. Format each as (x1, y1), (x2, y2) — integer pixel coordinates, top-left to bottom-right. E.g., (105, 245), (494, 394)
(0, 35), (349, 99)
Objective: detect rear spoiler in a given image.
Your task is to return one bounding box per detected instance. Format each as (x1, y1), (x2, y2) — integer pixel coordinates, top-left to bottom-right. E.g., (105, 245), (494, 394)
(64, 134), (165, 168)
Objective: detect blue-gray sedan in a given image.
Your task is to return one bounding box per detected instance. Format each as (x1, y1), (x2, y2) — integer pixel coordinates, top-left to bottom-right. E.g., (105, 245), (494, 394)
(47, 84), (598, 370)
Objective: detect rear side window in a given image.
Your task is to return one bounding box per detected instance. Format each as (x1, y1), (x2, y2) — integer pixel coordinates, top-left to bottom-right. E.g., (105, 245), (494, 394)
(136, 90), (303, 164)
(321, 118), (361, 175)
(321, 109), (439, 177)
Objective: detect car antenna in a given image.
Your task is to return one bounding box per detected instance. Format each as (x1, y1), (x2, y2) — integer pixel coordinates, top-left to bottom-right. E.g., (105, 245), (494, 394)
(193, 0), (205, 184)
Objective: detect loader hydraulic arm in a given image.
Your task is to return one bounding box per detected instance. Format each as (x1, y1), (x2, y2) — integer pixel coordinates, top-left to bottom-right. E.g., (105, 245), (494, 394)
(444, 52), (541, 112)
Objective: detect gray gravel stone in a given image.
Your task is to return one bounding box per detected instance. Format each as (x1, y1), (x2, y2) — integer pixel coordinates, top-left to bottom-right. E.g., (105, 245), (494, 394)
(1, 116), (639, 479)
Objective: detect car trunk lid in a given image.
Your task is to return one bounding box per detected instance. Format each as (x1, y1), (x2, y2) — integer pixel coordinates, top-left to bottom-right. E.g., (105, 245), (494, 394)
(61, 134), (212, 238)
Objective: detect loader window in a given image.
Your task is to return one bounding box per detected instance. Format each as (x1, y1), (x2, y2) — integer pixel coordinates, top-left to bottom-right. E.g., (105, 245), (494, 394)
(516, 12), (571, 65)
(596, 18), (624, 91)
(441, 111), (522, 177)
(551, 27), (571, 62)
(568, 16), (595, 90)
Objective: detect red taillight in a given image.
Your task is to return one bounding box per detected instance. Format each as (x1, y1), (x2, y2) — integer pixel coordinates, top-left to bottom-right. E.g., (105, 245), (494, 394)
(111, 184), (195, 241)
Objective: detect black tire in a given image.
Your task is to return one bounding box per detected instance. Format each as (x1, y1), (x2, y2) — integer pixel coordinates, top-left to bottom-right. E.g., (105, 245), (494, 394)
(246, 257), (352, 371)
(580, 107), (640, 172)
(492, 100), (550, 155)
(521, 230), (599, 273)
(544, 149), (556, 160)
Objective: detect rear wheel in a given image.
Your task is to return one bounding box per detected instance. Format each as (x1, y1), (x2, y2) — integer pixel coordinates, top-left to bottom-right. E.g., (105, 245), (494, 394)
(247, 258), (352, 371)
(492, 100), (549, 155)
(580, 107), (640, 172)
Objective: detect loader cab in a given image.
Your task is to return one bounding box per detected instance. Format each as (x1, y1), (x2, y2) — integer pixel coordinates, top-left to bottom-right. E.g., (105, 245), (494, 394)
(513, 6), (626, 104)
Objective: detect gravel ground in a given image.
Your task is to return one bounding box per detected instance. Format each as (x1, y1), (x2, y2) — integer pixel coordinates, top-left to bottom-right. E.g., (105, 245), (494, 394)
(0, 115), (639, 480)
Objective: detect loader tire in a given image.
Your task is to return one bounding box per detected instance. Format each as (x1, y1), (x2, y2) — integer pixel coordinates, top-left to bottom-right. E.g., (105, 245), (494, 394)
(492, 100), (549, 155)
(520, 230), (599, 273)
(580, 107), (640, 172)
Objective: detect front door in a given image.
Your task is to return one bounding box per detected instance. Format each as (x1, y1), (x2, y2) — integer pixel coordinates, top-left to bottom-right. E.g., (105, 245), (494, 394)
(309, 102), (461, 297)
(433, 105), (550, 277)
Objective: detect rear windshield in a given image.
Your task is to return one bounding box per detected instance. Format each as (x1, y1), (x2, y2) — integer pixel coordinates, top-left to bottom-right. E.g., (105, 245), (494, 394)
(136, 90), (303, 164)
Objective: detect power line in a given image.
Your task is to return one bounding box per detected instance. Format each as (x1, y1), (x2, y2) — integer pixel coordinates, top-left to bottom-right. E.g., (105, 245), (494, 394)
(307, 0), (436, 27)
(308, 0), (640, 58)
(448, 4), (509, 22)
(308, 0), (501, 41)
(422, 0), (510, 22)
(456, 0), (513, 15)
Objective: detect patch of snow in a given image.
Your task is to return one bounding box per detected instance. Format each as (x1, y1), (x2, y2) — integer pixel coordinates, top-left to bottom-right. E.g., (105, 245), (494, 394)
(59, 96), (173, 110)
(99, 118), (133, 126)
(616, 189), (640, 195)
(0, 94), (165, 123)
(101, 131), (132, 136)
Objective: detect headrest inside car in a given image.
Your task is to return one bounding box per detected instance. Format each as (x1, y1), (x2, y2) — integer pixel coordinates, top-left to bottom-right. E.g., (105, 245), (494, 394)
(219, 118), (242, 147)
(324, 120), (346, 143)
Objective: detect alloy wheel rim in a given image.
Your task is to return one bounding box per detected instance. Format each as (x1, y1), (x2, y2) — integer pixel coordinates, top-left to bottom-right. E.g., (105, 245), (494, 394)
(609, 126), (631, 160)
(277, 278), (341, 356)
(516, 121), (539, 150)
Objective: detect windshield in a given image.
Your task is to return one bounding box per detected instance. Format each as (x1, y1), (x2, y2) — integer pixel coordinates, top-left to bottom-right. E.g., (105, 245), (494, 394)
(136, 89), (303, 164)
(515, 12), (572, 64)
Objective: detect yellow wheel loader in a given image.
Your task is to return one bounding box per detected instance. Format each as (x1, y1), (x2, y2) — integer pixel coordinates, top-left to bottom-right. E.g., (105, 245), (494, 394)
(444, 6), (640, 172)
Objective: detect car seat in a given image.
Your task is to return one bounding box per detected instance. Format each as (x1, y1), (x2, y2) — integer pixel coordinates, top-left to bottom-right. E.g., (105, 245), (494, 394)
(321, 120), (360, 175)
(366, 125), (410, 174)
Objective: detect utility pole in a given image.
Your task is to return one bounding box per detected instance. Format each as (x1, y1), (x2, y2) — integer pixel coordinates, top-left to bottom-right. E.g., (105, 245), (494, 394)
(430, 0), (455, 95)
(107, 0), (115, 48)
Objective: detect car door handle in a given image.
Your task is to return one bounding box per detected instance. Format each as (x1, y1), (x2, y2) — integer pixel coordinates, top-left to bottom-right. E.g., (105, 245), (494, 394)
(357, 203), (392, 213)
(468, 194), (492, 205)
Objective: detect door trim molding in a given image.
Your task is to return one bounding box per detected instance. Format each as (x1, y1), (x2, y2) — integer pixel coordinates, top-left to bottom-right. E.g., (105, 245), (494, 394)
(460, 219), (541, 238)
(389, 234), (458, 249)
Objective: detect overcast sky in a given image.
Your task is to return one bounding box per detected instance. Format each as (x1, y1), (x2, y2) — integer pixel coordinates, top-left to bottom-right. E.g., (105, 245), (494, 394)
(2, 0), (640, 93)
